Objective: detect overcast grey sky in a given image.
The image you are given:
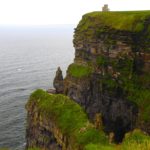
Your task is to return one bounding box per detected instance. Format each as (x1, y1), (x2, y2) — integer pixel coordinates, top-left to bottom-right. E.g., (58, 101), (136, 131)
(0, 0), (150, 25)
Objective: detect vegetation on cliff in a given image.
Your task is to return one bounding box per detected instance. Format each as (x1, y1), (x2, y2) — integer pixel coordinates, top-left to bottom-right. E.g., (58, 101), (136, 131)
(68, 63), (92, 78)
(78, 11), (150, 32)
(75, 11), (150, 53)
(122, 129), (150, 150)
(106, 56), (150, 122)
(27, 89), (112, 149)
(74, 10), (150, 125)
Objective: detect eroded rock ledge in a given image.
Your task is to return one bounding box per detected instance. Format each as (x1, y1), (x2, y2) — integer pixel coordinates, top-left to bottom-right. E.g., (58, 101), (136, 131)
(26, 11), (150, 149)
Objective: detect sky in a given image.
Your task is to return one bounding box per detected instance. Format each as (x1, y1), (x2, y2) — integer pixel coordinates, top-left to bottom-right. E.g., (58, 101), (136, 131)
(0, 0), (150, 25)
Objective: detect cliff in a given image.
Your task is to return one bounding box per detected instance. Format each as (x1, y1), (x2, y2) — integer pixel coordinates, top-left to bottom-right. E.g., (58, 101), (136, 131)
(26, 89), (112, 150)
(64, 11), (150, 141)
(26, 11), (150, 149)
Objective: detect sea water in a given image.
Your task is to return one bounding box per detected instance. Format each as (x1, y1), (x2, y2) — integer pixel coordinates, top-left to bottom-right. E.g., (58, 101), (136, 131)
(0, 25), (74, 149)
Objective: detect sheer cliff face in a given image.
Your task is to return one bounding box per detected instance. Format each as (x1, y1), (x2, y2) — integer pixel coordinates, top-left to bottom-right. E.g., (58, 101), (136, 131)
(62, 12), (150, 142)
(26, 99), (62, 150)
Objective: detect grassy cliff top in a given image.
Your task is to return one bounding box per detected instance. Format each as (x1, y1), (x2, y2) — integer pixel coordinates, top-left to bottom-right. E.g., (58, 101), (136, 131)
(77, 11), (150, 32)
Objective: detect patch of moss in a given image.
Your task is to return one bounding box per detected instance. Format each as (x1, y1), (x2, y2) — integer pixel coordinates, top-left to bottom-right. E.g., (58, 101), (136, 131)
(127, 88), (150, 122)
(27, 89), (111, 149)
(85, 143), (115, 150)
(102, 75), (118, 91)
(77, 129), (107, 146)
(121, 129), (150, 150)
(116, 60), (149, 122)
(68, 63), (92, 78)
(96, 56), (108, 67)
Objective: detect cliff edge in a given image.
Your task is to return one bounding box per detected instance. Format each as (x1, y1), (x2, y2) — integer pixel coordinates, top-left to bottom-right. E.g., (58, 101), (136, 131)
(26, 11), (150, 150)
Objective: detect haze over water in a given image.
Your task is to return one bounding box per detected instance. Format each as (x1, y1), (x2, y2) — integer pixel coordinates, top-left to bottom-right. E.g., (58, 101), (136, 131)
(0, 25), (74, 149)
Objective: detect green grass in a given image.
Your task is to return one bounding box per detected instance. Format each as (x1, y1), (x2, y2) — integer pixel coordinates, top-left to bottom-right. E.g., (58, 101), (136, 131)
(75, 11), (150, 53)
(127, 88), (150, 122)
(85, 143), (115, 150)
(27, 89), (88, 134)
(27, 89), (111, 149)
(77, 129), (107, 146)
(68, 63), (92, 78)
(121, 129), (150, 150)
(78, 11), (150, 32)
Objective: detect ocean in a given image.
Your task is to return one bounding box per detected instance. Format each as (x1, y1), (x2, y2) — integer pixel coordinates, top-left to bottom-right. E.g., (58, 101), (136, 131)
(0, 25), (74, 149)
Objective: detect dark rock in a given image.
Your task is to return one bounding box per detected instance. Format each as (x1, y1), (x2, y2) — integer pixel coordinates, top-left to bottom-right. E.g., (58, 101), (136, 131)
(47, 88), (56, 94)
(53, 67), (64, 93)
(26, 101), (62, 150)
(64, 74), (138, 143)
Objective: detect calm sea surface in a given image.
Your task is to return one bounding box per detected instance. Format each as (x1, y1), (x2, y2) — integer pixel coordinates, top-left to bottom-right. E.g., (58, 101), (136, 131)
(0, 25), (74, 149)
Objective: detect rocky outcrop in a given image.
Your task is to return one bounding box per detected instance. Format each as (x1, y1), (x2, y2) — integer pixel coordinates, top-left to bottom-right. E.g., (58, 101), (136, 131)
(53, 67), (64, 93)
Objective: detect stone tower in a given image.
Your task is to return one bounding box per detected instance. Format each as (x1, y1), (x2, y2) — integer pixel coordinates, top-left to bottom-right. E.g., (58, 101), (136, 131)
(102, 4), (109, 12)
